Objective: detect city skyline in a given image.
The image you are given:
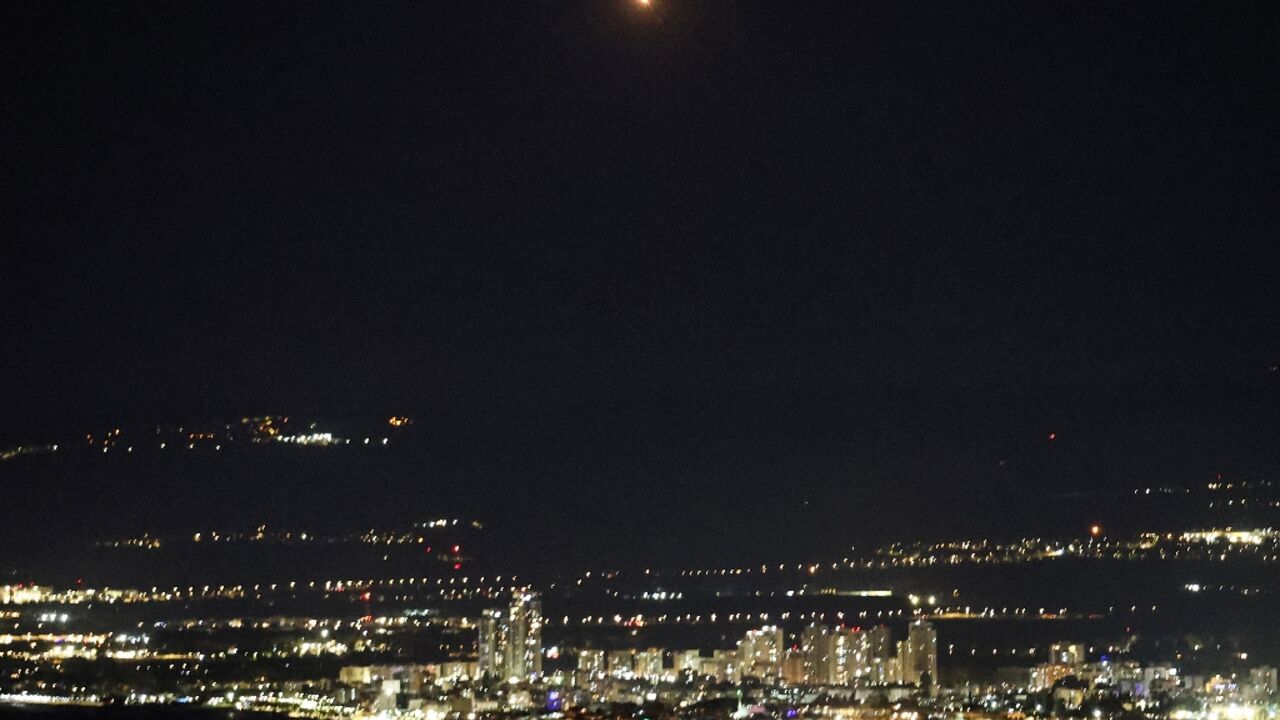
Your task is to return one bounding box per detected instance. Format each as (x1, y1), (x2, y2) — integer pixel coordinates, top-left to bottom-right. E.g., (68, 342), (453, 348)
(2, 0), (1279, 717)
(3, 0), (1279, 560)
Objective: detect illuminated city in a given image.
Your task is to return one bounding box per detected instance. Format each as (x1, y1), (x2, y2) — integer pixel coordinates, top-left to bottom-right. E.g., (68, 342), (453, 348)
(4, 504), (1280, 718)
(3, 0), (1278, 718)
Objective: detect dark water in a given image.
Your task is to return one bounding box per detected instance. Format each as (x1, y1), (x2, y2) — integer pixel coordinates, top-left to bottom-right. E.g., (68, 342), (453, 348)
(5, 392), (1278, 579)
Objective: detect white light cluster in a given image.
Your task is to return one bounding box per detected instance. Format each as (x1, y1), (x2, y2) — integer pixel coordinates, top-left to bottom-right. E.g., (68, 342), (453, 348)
(275, 432), (337, 445)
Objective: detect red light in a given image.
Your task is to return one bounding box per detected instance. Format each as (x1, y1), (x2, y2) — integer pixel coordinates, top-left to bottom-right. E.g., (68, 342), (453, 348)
(1048, 432), (1057, 441)
(453, 563), (462, 570)
(425, 546), (432, 554)
(452, 544), (460, 553)
(360, 591), (371, 601)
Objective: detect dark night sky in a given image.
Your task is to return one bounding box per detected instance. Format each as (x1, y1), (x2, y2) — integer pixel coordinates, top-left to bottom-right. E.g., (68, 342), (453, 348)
(2, 2), (1279, 562)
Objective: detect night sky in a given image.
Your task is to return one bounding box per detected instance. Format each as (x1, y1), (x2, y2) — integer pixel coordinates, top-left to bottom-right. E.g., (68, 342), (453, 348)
(3, 2), (1278, 564)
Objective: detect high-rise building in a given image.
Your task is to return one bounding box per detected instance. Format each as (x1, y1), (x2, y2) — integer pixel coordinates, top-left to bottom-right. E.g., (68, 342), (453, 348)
(705, 650), (737, 682)
(477, 609), (505, 681)
(577, 649), (607, 678)
(634, 648), (665, 680)
(1049, 642), (1085, 666)
(832, 629), (859, 685)
(899, 620), (938, 694)
(782, 647), (807, 685)
(476, 590), (543, 683)
(672, 649), (703, 676)
(1031, 663), (1076, 691)
(802, 624), (864, 685)
(608, 649), (635, 678)
(1249, 667), (1278, 699)
(801, 624), (837, 684)
(505, 589), (543, 681)
(852, 625), (894, 684)
(736, 626), (784, 682)
(575, 648), (608, 693)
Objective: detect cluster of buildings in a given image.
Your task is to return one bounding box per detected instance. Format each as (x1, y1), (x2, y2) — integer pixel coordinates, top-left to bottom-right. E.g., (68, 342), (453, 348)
(471, 589), (938, 691)
(574, 620), (937, 693)
(476, 589), (543, 683)
(0, 585), (48, 605)
(0, 584), (145, 605)
(328, 592), (1280, 719)
(327, 591), (942, 715)
(5, 579), (1280, 719)
(573, 620), (942, 686)
(1019, 643), (1279, 709)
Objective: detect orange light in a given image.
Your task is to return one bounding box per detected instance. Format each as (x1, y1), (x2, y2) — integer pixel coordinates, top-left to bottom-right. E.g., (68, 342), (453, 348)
(1090, 524), (1102, 537)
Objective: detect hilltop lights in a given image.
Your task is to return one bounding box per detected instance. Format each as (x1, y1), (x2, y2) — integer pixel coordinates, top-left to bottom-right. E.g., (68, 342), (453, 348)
(275, 433), (336, 446)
